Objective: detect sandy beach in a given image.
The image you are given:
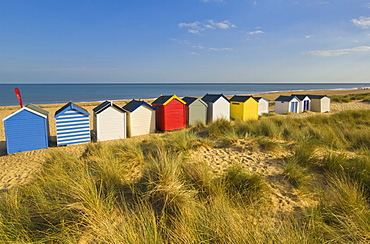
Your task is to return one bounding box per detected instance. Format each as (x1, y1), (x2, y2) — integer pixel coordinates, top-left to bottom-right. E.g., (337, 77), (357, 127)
(0, 88), (369, 194)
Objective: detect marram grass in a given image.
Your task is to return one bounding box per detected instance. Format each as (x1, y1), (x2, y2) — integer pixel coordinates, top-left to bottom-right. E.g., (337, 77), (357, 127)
(1, 109), (370, 243)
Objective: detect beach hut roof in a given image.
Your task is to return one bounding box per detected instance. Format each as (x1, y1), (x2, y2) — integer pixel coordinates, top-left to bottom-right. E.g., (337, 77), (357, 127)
(55, 102), (90, 117)
(123, 99), (155, 112)
(93, 101), (127, 114)
(202, 94), (229, 103)
(230, 95), (256, 103)
(253, 97), (269, 102)
(3, 104), (49, 121)
(182, 97), (208, 106)
(307, 95), (328, 99)
(291, 94), (310, 100)
(25, 104), (49, 117)
(275, 95), (300, 102)
(152, 95), (186, 105)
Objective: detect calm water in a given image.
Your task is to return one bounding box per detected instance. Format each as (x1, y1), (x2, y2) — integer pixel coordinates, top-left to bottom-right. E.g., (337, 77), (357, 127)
(0, 83), (369, 106)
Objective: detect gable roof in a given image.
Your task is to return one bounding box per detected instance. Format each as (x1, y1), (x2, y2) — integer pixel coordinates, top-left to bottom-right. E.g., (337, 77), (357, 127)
(275, 95), (301, 102)
(93, 101), (127, 114)
(182, 97), (208, 106)
(123, 99), (155, 112)
(230, 95), (256, 103)
(55, 102), (90, 117)
(291, 94), (311, 100)
(25, 104), (49, 116)
(201, 94), (229, 103)
(307, 95), (328, 99)
(3, 104), (49, 121)
(253, 97), (269, 102)
(152, 95), (186, 105)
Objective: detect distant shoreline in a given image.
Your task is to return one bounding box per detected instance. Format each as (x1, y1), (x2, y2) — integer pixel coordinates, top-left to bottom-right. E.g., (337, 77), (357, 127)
(1, 83), (368, 107)
(1, 87), (369, 109)
(0, 87), (369, 108)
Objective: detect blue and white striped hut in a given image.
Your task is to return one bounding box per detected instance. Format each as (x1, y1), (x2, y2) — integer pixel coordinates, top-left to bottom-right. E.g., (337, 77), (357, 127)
(3, 104), (50, 154)
(54, 102), (91, 146)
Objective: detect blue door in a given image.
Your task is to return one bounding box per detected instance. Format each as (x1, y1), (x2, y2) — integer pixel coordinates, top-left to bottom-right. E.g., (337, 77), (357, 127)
(303, 100), (309, 111)
(290, 102), (298, 113)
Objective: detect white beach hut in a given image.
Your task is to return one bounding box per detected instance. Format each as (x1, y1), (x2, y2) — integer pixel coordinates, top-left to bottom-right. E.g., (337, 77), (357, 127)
(123, 99), (156, 137)
(93, 101), (127, 142)
(254, 97), (269, 116)
(201, 94), (230, 123)
(275, 95), (301, 114)
(291, 94), (311, 113)
(308, 95), (330, 113)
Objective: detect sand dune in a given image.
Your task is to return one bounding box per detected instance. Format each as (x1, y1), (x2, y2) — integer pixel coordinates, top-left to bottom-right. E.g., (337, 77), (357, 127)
(0, 89), (369, 193)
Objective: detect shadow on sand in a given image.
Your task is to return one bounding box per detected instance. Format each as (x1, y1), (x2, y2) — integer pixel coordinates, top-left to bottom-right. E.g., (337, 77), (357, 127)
(0, 141), (6, 156)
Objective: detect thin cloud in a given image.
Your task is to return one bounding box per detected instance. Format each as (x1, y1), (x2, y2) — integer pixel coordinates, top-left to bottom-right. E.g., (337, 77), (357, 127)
(249, 30), (264, 35)
(171, 39), (190, 45)
(208, 20), (236, 29)
(307, 46), (370, 57)
(351, 16), (370, 28)
(178, 21), (201, 29)
(208, 47), (233, 51)
(192, 45), (206, 49)
(178, 20), (236, 34)
(189, 29), (200, 34)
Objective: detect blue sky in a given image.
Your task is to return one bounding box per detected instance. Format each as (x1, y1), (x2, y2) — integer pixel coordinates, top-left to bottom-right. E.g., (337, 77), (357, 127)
(1, 0), (370, 83)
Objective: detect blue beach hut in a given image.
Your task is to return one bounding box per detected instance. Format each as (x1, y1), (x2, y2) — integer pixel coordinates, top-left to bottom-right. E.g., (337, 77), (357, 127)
(55, 102), (91, 146)
(3, 104), (50, 154)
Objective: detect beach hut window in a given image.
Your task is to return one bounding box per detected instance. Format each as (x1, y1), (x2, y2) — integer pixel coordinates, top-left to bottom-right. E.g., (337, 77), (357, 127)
(232, 102), (240, 105)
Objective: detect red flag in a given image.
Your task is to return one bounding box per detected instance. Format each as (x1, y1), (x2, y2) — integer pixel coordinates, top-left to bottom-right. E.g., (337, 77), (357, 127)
(14, 88), (23, 108)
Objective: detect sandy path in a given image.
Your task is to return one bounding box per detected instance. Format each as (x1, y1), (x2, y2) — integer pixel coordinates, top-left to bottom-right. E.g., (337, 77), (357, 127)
(190, 140), (306, 214)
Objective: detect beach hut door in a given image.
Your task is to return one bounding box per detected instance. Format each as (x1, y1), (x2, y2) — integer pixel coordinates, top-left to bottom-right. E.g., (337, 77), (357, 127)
(303, 100), (309, 111)
(290, 102), (298, 113)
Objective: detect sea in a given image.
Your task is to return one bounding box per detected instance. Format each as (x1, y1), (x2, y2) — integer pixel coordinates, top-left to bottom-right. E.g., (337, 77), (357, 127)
(0, 83), (369, 106)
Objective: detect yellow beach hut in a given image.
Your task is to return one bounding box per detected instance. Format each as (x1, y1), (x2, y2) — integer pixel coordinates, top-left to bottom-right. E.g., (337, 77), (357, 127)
(230, 95), (258, 121)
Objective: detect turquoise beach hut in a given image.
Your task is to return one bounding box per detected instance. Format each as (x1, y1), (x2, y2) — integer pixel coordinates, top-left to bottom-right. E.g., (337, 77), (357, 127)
(55, 102), (91, 146)
(3, 104), (50, 154)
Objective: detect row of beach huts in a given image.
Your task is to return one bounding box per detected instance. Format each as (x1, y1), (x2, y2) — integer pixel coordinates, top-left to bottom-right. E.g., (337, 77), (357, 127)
(2, 94), (330, 154)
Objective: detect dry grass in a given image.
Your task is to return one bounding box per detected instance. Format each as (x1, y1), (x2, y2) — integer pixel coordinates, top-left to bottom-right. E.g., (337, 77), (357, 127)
(1, 109), (370, 243)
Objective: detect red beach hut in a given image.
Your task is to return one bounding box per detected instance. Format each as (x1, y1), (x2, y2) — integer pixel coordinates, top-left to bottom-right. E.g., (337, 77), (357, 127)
(152, 95), (186, 131)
